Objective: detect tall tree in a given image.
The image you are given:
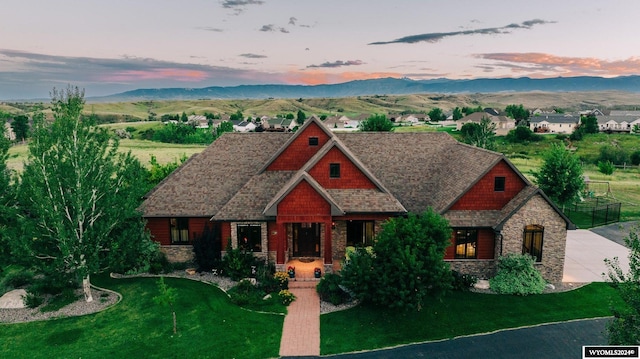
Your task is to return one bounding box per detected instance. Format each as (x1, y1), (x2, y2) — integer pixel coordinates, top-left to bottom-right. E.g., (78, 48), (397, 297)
(452, 107), (463, 121)
(359, 114), (394, 131)
(296, 110), (307, 124)
(505, 104), (529, 121)
(19, 86), (152, 302)
(427, 107), (446, 122)
(0, 119), (17, 268)
(533, 143), (585, 208)
(580, 114), (599, 134)
(605, 225), (640, 345)
(11, 115), (29, 142)
(459, 117), (497, 151)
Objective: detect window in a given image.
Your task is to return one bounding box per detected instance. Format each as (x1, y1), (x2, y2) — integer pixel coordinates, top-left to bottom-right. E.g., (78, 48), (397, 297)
(309, 137), (319, 146)
(523, 224), (544, 262)
(454, 229), (477, 259)
(237, 224), (262, 252)
(329, 163), (341, 178)
(170, 218), (189, 244)
(494, 176), (506, 192)
(346, 220), (375, 247)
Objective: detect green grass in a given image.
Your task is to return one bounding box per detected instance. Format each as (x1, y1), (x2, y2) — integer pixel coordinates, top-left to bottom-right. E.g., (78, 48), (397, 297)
(0, 276), (284, 359)
(320, 282), (623, 355)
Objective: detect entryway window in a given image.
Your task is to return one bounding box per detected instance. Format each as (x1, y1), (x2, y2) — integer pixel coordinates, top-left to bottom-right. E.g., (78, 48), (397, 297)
(454, 229), (477, 259)
(523, 224), (544, 262)
(170, 218), (189, 244)
(237, 224), (262, 252)
(346, 220), (375, 247)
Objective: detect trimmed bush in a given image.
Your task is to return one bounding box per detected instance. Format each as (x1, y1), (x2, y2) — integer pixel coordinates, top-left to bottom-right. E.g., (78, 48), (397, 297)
(489, 254), (546, 295)
(451, 271), (477, 291)
(316, 273), (349, 305)
(278, 289), (296, 306)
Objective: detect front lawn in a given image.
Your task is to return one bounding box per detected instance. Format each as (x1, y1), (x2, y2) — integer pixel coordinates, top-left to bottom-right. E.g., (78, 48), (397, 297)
(321, 282), (623, 355)
(0, 275), (284, 359)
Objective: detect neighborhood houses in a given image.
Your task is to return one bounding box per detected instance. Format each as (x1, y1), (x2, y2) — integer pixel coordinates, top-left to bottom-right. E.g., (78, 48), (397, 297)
(141, 116), (574, 283)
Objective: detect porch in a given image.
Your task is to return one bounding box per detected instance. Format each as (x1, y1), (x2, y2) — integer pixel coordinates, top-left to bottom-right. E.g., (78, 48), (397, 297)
(282, 258), (325, 281)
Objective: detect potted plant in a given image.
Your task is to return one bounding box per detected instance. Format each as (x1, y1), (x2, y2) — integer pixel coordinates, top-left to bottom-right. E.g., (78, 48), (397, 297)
(314, 267), (322, 278)
(287, 266), (295, 278)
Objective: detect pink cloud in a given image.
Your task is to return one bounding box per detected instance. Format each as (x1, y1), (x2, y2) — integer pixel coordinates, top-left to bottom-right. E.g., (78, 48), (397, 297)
(477, 53), (640, 77)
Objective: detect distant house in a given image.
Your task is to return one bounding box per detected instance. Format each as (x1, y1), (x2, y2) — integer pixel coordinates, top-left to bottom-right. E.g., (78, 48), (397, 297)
(141, 116), (573, 283)
(456, 112), (515, 135)
(529, 114), (579, 134)
(233, 120), (257, 132)
(596, 116), (640, 133)
(187, 115), (210, 129)
(323, 115), (359, 131)
(3, 122), (15, 141)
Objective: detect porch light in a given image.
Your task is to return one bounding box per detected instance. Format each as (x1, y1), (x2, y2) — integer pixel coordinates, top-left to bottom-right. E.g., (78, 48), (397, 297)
(331, 221), (336, 229)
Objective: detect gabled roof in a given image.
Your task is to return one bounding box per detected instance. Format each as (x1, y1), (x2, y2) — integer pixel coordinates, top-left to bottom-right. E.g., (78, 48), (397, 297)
(142, 120), (566, 228)
(263, 172), (344, 216)
(258, 116), (335, 173)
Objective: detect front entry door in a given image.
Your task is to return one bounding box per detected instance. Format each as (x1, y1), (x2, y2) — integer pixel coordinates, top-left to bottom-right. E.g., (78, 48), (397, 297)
(293, 223), (320, 257)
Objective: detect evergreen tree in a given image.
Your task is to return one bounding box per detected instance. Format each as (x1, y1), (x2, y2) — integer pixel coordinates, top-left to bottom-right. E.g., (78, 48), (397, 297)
(533, 143), (585, 208)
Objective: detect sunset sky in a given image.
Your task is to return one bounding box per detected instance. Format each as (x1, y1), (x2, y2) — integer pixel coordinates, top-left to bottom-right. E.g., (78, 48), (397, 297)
(2, 0), (640, 99)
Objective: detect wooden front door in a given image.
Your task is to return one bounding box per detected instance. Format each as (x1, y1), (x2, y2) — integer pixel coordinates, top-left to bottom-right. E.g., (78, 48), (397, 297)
(293, 223), (321, 257)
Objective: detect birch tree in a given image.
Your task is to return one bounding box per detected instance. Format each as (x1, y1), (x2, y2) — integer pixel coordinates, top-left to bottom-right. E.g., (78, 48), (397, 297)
(19, 86), (150, 302)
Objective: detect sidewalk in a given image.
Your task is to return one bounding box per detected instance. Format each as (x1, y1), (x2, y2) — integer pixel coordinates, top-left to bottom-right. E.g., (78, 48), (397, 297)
(279, 280), (320, 357)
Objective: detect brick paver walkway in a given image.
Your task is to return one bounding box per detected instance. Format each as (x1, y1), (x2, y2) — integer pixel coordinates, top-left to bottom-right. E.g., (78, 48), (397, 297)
(279, 280), (320, 357)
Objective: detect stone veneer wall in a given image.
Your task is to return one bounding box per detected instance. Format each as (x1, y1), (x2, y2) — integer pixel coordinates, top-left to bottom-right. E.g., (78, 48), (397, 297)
(500, 194), (567, 283)
(331, 220), (383, 272)
(161, 245), (195, 263)
(448, 260), (496, 280)
(223, 222), (269, 261)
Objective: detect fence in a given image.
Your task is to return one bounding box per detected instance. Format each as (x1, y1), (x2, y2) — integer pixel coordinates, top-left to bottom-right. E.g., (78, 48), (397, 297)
(564, 197), (621, 228)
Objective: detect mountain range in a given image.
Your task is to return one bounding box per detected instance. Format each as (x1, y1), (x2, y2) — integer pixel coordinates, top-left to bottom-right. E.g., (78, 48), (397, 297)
(92, 75), (640, 102)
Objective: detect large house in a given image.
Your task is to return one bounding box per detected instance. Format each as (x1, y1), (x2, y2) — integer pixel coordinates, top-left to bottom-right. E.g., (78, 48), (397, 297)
(141, 116), (573, 282)
(455, 112), (516, 136)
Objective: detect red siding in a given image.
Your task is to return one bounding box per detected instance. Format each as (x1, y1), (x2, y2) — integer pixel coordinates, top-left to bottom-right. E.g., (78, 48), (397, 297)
(268, 222), (278, 252)
(220, 222), (232, 248)
(278, 180), (331, 216)
(146, 217), (210, 246)
(267, 122), (331, 171)
(146, 218), (171, 245)
(450, 160), (526, 210)
(444, 228), (495, 260)
(308, 147), (377, 189)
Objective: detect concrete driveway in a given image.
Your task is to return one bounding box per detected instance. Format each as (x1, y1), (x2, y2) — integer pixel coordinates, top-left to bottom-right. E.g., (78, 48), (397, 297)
(563, 229), (631, 282)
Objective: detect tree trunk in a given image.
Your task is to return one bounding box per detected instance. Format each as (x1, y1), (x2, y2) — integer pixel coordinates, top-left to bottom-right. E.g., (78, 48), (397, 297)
(83, 275), (94, 303)
(172, 310), (177, 334)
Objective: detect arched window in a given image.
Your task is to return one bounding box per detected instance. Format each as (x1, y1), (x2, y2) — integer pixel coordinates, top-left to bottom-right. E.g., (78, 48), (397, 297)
(522, 224), (544, 262)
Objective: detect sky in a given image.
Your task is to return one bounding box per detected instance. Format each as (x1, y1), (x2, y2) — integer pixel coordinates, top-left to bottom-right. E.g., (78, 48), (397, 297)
(2, 0), (640, 100)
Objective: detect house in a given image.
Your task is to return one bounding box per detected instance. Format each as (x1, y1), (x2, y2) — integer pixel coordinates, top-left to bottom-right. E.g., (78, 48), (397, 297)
(187, 115), (210, 129)
(3, 121), (15, 141)
(456, 112), (516, 136)
(529, 114), (579, 134)
(233, 120), (256, 132)
(141, 116), (573, 283)
(596, 116), (640, 133)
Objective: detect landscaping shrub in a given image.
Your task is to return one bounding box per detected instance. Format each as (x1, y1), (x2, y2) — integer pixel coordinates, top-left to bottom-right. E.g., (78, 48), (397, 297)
(221, 247), (259, 281)
(451, 270), (477, 291)
(598, 146), (630, 165)
(273, 272), (289, 291)
(228, 279), (264, 306)
(1, 268), (34, 290)
(489, 254), (546, 295)
(278, 289), (296, 306)
(192, 225), (221, 272)
(316, 273), (349, 305)
(22, 290), (43, 309)
(149, 250), (172, 275)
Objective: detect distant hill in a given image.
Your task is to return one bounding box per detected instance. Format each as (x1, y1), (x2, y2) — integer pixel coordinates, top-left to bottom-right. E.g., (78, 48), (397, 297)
(91, 76), (640, 102)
